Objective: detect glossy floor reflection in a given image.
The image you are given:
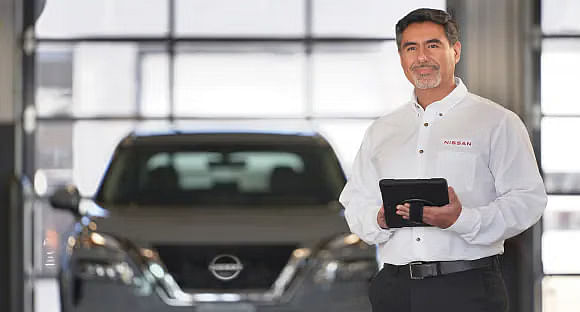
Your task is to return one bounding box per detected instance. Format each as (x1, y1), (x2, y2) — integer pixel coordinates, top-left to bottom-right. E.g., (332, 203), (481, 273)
(34, 276), (580, 312)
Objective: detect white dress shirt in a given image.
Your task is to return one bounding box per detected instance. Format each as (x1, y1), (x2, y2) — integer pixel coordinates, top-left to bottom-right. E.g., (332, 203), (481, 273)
(339, 78), (547, 265)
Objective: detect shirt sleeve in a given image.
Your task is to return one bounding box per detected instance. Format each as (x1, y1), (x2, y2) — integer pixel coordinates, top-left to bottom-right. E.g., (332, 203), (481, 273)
(445, 112), (547, 244)
(339, 128), (394, 245)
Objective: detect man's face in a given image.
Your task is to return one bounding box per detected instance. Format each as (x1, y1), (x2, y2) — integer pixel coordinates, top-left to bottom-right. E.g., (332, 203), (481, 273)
(398, 21), (461, 90)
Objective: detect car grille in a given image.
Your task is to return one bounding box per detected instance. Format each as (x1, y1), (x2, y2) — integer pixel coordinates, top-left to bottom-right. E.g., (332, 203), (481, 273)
(154, 244), (298, 291)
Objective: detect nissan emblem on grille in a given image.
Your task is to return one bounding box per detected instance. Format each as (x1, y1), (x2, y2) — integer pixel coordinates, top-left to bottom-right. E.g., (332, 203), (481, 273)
(208, 254), (244, 281)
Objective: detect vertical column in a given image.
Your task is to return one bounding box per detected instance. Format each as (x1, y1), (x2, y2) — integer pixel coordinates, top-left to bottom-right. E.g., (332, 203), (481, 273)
(0, 0), (25, 311)
(0, 0), (17, 307)
(449, 0), (535, 120)
(447, 1), (542, 312)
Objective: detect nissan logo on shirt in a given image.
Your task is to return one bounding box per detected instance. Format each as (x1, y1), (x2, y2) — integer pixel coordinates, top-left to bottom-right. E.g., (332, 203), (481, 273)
(442, 139), (472, 147)
(208, 254), (244, 281)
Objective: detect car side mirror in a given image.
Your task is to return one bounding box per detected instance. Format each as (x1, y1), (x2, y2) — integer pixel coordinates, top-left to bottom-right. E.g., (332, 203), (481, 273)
(49, 185), (81, 215)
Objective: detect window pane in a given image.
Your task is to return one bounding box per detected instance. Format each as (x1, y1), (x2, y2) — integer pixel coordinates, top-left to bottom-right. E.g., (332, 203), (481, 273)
(141, 53), (170, 117)
(312, 42), (411, 117)
(313, 0), (446, 37)
(35, 122), (74, 195)
(36, 44), (74, 117)
(175, 0), (304, 37)
(73, 44), (141, 116)
(541, 118), (580, 173)
(36, 43), (168, 117)
(542, 0), (580, 35)
(544, 276), (580, 312)
(542, 117), (580, 193)
(543, 196), (580, 274)
(36, 0), (168, 37)
(174, 44), (305, 117)
(37, 43), (168, 118)
(313, 119), (374, 175)
(541, 40), (580, 115)
(72, 121), (136, 196)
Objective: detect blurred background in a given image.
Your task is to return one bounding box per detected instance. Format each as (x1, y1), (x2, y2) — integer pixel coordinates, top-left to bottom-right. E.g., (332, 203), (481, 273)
(1, 0), (580, 311)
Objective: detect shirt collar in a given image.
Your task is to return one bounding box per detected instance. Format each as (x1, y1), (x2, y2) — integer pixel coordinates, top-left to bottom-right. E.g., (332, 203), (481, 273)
(410, 77), (468, 116)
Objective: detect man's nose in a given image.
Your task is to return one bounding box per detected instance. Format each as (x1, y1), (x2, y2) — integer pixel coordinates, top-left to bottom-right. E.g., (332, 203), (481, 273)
(417, 48), (428, 62)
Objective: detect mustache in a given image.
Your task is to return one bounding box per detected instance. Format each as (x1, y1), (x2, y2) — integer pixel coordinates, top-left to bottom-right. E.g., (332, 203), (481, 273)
(411, 64), (439, 70)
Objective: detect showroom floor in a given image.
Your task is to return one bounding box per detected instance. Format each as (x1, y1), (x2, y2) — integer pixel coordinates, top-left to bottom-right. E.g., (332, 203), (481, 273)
(33, 276), (579, 312)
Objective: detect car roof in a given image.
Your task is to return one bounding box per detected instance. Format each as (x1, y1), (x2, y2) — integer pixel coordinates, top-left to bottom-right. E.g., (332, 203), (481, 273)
(118, 129), (332, 148)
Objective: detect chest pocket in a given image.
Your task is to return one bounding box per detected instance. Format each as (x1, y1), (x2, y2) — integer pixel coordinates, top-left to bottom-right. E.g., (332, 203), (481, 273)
(372, 151), (416, 179)
(436, 151), (476, 192)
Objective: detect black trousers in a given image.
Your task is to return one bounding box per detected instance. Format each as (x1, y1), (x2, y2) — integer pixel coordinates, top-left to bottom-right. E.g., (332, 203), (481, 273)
(368, 258), (509, 312)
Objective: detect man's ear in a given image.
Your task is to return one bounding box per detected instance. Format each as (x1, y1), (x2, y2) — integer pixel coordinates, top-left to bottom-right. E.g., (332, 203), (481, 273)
(453, 41), (462, 64)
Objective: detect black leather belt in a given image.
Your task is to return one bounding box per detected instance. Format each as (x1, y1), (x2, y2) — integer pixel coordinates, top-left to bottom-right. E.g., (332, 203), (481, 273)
(385, 255), (498, 280)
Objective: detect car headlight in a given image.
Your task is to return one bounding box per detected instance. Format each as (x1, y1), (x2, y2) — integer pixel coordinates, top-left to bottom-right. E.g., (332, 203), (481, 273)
(68, 226), (178, 298)
(71, 231), (139, 286)
(76, 259), (136, 285)
(314, 233), (378, 283)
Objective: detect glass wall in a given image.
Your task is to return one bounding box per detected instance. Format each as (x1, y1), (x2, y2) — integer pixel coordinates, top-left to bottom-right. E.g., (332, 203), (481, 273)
(33, 0), (446, 275)
(34, 0), (445, 195)
(541, 1), (580, 311)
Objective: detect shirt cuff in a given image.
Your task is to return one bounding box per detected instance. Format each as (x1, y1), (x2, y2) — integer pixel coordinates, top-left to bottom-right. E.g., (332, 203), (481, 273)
(444, 206), (481, 239)
(370, 205), (392, 232)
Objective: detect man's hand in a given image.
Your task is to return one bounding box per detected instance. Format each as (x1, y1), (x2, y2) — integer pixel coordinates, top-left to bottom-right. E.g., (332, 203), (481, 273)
(377, 205), (388, 229)
(395, 186), (462, 229)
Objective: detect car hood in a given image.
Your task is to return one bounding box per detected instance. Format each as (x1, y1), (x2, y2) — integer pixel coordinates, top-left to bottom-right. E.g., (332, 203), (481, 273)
(91, 204), (350, 247)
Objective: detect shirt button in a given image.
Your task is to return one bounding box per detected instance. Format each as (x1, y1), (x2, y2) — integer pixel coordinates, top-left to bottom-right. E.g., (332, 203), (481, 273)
(439, 113), (443, 117)
(418, 149), (424, 154)
(423, 122), (429, 127)
(416, 237), (421, 242)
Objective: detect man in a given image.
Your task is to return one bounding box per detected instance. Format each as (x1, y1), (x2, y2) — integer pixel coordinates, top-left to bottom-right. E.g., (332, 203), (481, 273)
(339, 8), (547, 312)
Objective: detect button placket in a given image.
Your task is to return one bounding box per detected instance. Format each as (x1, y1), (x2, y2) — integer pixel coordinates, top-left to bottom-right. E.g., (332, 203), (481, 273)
(416, 116), (431, 176)
(412, 227), (425, 257)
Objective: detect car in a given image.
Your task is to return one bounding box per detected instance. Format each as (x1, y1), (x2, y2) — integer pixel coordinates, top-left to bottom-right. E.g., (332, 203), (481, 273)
(50, 129), (377, 312)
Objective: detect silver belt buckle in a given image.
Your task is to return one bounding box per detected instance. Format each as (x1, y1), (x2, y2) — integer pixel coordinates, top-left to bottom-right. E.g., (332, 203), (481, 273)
(409, 261), (424, 280)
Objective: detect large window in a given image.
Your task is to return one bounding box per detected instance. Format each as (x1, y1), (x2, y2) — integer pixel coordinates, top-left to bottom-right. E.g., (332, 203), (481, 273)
(34, 0), (445, 197)
(541, 1), (580, 311)
(32, 0), (446, 282)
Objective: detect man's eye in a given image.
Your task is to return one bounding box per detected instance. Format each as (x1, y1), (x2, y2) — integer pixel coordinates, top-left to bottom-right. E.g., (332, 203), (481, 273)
(406, 47), (416, 52)
(428, 44), (439, 48)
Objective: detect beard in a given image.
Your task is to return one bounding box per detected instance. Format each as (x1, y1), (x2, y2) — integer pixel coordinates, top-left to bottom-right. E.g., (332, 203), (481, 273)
(411, 64), (441, 89)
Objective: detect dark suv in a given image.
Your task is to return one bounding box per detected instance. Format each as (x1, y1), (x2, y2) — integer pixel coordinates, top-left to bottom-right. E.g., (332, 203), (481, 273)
(51, 130), (376, 312)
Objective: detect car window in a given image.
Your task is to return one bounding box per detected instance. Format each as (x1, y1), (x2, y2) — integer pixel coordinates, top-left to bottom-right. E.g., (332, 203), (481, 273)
(145, 151), (304, 192)
(97, 143), (345, 207)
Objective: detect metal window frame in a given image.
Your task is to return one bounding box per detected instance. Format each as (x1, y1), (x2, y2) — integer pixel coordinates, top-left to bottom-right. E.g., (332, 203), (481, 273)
(33, 0), (399, 125)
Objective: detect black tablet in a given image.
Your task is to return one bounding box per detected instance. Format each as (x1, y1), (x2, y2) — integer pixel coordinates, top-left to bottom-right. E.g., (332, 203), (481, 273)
(379, 178), (449, 228)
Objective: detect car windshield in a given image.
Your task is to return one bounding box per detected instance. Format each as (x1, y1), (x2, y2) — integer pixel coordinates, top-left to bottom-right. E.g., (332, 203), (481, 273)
(96, 143), (345, 206)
